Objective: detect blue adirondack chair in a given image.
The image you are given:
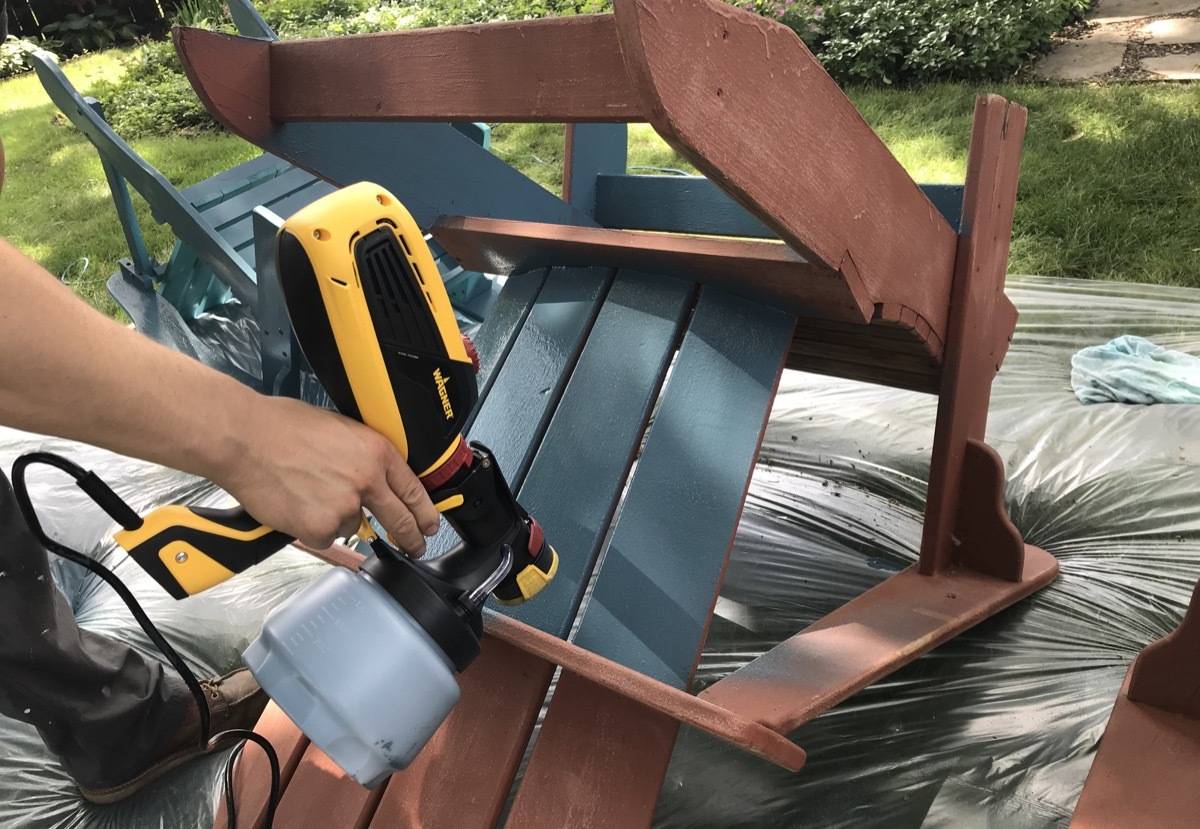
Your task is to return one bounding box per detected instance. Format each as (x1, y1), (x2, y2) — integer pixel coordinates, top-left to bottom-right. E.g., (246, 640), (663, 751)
(30, 3), (493, 392)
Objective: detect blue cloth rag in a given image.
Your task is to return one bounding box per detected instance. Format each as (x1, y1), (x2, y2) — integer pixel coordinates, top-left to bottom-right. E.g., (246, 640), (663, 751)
(1071, 335), (1200, 405)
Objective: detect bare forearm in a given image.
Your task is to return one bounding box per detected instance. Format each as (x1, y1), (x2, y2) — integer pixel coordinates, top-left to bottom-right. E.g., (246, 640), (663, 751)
(0, 237), (254, 480)
(0, 237), (438, 550)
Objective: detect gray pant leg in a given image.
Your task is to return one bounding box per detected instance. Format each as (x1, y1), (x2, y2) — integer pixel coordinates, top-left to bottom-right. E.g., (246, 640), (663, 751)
(0, 469), (190, 786)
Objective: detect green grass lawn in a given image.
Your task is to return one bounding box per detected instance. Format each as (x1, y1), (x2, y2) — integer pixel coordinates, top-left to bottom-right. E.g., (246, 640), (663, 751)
(0, 51), (257, 316)
(2, 48), (1199, 318)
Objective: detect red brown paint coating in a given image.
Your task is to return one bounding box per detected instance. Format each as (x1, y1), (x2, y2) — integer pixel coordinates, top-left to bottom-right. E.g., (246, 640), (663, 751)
(185, 3), (1053, 825)
(1071, 581), (1200, 828)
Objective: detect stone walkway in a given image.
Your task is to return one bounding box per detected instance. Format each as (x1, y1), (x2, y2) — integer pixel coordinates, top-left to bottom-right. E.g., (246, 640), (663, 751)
(1036, 0), (1200, 81)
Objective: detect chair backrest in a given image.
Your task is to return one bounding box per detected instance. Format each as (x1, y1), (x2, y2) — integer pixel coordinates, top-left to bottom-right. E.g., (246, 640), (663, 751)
(30, 51), (259, 305)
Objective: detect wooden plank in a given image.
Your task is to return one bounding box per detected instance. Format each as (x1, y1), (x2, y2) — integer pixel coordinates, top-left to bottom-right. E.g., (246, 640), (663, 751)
(272, 743), (386, 828)
(215, 703), (309, 829)
(271, 15), (639, 123)
(611, 0), (959, 341)
(484, 613), (806, 770)
(1071, 672), (1200, 829)
(199, 166), (319, 229)
(31, 52), (258, 306)
(461, 268), (610, 485)
(563, 125), (628, 215)
(920, 95), (1027, 576)
(1127, 580), (1200, 716)
(432, 215), (873, 324)
(175, 28), (595, 232)
(503, 272), (693, 636)
(788, 351), (940, 395)
(368, 639), (554, 829)
(372, 272), (689, 827)
(215, 178), (336, 253)
(699, 545), (1058, 732)
(595, 174), (964, 238)
(181, 154), (289, 211)
(506, 289), (795, 827)
(469, 271), (548, 395)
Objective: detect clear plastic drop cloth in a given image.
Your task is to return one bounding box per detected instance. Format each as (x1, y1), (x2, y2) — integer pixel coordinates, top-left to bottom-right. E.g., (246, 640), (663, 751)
(0, 276), (1197, 827)
(654, 276), (1200, 828)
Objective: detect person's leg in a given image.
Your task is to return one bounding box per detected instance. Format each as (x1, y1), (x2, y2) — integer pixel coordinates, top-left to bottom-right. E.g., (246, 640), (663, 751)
(0, 468), (193, 786)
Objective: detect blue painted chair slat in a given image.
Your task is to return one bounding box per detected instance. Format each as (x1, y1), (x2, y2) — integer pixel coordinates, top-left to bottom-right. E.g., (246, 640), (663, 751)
(595, 174), (966, 238)
(464, 268), (611, 486)
(424, 267), (612, 561)
(572, 287), (796, 685)
(253, 121), (596, 231)
(200, 166), (327, 230)
(215, 179), (338, 259)
(469, 271), (548, 394)
(503, 271), (695, 637)
(181, 154), (292, 212)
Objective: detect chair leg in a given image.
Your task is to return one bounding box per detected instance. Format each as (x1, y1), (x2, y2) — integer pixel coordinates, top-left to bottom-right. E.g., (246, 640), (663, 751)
(1071, 581), (1200, 828)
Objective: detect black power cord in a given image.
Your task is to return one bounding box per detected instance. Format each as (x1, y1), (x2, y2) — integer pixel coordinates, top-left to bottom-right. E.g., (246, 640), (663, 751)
(10, 451), (280, 828)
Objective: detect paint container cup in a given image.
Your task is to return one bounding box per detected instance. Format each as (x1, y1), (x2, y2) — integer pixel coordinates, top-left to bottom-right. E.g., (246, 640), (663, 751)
(243, 567), (461, 787)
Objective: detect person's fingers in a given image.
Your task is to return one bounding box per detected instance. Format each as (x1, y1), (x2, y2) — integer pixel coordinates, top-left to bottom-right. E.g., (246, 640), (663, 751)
(365, 486), (426, 556)
(386, 453), (440, 537)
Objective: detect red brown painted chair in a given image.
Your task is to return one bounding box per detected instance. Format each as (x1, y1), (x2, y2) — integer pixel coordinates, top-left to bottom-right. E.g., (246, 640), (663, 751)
(175, 0), (1058, 825)
(1071, 580), (1200, 828)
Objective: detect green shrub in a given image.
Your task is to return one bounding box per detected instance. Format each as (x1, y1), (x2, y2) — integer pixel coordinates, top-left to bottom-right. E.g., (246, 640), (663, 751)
(41, 4), (144, 57)
(811, 0), (1093, 85)
(1, 36), (51, 79)
(90, 40), (219, 136)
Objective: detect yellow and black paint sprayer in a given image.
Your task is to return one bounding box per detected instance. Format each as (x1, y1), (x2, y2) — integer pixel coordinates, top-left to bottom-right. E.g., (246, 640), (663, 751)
(13, 183), (557, 796)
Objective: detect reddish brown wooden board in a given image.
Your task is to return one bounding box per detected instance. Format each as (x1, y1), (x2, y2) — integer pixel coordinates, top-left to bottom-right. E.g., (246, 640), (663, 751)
(432, 215), (871, 323)
(1126, 580), (1200, 716)
(270, 15), (639, 123)
(611, 0), (959, 342)
(699, 544), (1058, 732)
(272, 742), (385, 828)
(368, 639), (554, 829)
(1070, 673), (1200, 829)
(920, 95), (1027, 577)
(214, 704), (308, 829)
(174, 0), (977, 361)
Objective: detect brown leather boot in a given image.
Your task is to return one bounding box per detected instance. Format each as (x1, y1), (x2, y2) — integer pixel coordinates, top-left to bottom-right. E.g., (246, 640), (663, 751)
(77, 668), (268, 805)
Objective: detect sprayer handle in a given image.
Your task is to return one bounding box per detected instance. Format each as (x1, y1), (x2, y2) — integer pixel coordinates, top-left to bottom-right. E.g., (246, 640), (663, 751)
(114, 505), (291, 599)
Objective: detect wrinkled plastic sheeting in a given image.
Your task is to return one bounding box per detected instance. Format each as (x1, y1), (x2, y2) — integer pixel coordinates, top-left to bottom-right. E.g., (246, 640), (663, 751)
(1, 276), (1198, 828)
(0, 429), (324, 829)
(655, 276), (1200, 828)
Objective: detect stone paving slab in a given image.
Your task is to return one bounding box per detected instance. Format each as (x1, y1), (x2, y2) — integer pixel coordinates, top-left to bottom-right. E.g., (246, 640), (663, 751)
(1140, 17), (1200, 43)
(1035, 40), (1128, 80)
(1089, 0), (1200, 24)
(1143, 52), (1200, 77)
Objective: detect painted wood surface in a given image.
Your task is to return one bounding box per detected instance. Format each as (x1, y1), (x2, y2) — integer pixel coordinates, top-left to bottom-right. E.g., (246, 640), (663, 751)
(920, 95), (1027, 576)
(372, 269), (693, 826)
(699, 544), (1057, 732)
(484, 613), (806, 770)
(563, 125), (629, 215)
(506, 289), (795, 828)
(594, 175), (966, 237)
(611, 0), (959, 340)
(1071, 671), (1200, 829)
(272, 743), (385, 829)
(432, 216), (872, 324)
(271, 15), (638, 123)
(31, 51), (258, 305)
(213, 704), (308, 829)
(503, 272), (693, 636)
(1127, 580), (1200, 716)
(174, 28), (594, 232)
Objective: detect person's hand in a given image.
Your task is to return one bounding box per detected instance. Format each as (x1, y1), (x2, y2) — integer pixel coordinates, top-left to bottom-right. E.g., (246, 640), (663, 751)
(208, 394), (439, 555)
